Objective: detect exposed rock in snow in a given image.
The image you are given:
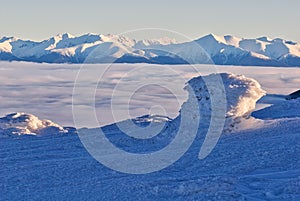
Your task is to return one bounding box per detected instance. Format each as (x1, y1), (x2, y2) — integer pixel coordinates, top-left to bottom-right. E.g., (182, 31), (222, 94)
(182, 73), (266, 132)
(286, 89), (300, 100)
(0, 113), (67, 136)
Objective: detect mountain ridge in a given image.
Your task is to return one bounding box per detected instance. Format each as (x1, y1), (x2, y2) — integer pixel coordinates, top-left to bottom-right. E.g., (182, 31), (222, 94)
(0, 33), (299, 66)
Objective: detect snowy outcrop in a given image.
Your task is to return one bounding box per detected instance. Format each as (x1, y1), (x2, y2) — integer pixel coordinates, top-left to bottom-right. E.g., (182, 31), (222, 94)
(286, 90), (300, 100)
(0, 113), (67, 136)
(132, 114), (172, 124)
(0, 33), (299, 66)
(182, 73), (266, 132)
(253, 98), (300, 120)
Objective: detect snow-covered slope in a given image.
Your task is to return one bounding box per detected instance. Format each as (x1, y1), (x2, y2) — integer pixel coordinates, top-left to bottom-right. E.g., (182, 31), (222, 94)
(253, 98), (300, 120)
(1, 33), (299, 66)
(1, 73), (299, 200)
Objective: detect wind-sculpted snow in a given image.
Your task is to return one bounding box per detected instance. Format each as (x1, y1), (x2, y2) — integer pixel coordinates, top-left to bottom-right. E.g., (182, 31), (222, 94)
(1, 33), (300, 66)
(183, 73), (266, 132)
(0, 112), (68, 136)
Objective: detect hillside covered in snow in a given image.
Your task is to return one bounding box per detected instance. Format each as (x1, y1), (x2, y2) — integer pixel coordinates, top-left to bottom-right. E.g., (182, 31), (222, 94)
(1, 33), (300, 66)
(1, 72), (299, 200)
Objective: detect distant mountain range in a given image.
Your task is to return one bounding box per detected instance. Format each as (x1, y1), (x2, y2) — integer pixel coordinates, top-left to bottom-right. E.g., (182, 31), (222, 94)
(0, 33), (299, 66)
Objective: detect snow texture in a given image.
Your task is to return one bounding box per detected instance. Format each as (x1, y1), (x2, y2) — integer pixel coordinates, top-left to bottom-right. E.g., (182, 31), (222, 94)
(184, 73), (266, 132)
(0, 64), (299, 200)
(0, 112), (67, 136)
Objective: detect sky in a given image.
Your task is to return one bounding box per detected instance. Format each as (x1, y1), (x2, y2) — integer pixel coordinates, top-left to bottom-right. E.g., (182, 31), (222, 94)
(0, 0), (299, 42)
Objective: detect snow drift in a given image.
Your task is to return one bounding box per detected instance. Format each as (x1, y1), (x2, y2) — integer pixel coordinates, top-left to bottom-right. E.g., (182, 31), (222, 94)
(182, 73), (266, 132)
(0, 112), (67, 136)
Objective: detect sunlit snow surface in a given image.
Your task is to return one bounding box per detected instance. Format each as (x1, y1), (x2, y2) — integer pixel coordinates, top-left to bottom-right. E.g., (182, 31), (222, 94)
(0, 62), (300, 200)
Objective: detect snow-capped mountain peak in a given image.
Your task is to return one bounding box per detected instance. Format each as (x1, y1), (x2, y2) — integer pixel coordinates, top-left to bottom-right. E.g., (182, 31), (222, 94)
(0, 33), (299, 66)
(198, 33), (227, 44)
(0, 36), (18, 43)
(256, 36), (273, 43)
(54, 33), (75, 40)
(135, 37), (177, 46)
(224, 35), (242, 47)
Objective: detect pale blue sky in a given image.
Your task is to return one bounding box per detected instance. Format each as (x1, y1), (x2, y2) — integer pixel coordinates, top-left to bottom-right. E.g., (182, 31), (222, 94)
(1, 0), (299, 42)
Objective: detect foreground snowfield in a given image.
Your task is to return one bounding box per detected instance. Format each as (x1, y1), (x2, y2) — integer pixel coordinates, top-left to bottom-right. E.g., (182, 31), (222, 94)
(0, 62), (300, 200)
(1, 114), (299, 200)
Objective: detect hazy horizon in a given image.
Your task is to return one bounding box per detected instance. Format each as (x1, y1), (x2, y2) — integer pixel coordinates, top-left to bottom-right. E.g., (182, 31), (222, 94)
(1, 0), (299, 43)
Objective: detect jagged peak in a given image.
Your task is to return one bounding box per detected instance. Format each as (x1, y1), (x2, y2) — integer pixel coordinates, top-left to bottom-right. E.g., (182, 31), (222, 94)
(80, 33), (102, 38)
(257, 36), (297, 45)
(0, 36), (18, 43)
(224, 35), (242, 47)
(99, 34), (135, 47)
(257, 36), (273, 43)
(136, 37), (177, 46)
(197, 33), (227, 44)
(56, 33), (75, 39)
(273, 38), (284, 43)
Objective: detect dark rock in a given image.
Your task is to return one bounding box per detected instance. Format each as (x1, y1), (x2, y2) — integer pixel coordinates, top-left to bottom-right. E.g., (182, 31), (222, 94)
(286, 90), (300, 100)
